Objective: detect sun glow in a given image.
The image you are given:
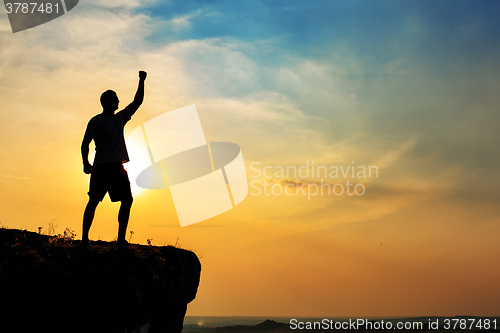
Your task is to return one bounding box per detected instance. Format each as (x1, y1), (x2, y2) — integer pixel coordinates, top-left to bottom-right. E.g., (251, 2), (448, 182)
(124, 138), (150, 195)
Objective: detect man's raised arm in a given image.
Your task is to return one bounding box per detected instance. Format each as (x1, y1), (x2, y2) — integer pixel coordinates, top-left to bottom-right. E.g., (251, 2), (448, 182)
(124, 71), (147, 117)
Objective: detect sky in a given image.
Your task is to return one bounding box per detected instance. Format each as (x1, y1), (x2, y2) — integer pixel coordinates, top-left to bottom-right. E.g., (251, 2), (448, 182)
(1, 0), (500, 317)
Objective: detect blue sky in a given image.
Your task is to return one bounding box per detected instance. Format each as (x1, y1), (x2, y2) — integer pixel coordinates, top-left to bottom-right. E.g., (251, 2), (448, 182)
(139, 0), (500, 66)
(1, 0), (499, 199)
(1, 0), (500, 191)
(135, 0), (500, 135)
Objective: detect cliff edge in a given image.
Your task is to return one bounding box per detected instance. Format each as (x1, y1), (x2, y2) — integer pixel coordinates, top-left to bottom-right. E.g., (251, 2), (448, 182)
(0, 228), (201, 333)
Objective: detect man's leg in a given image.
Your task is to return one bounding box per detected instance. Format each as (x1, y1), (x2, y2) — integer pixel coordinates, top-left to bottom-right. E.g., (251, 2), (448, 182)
(117, 196), (133, 243)
(82, 198), (100, 243)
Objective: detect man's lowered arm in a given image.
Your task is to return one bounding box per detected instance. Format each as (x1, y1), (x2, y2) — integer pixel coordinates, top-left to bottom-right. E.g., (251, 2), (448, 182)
(81, 135), (93, 174)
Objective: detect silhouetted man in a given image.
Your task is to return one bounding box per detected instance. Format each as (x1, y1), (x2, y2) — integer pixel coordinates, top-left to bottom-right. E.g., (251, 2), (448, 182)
(81, 71), (147, 248)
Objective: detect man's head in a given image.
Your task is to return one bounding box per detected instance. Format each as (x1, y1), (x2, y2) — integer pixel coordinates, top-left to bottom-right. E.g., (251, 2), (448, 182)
(100, 90), (119, 111)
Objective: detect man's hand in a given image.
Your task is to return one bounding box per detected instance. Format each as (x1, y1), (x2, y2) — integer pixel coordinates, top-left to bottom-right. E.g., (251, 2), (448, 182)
(139, 71), (147, 80)
(83, 163), (93, 174)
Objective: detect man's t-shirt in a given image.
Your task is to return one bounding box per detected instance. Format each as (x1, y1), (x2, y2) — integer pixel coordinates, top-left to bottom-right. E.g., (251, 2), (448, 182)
(85, 109), (131, 164)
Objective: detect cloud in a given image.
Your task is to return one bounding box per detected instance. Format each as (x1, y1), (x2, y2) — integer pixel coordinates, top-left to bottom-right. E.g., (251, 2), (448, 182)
(90, 0), (155, 9)
(169, 15), (192, 30)
(2, 0), (500, 224)
(0, 1), (466, 191)
(375, 137), (419, 170)
(0, 174), (28, 180)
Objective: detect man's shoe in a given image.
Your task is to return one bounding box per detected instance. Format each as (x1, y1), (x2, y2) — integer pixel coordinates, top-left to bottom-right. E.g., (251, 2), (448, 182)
(116, 239), (129, 249)
(80, 240), (93, 248)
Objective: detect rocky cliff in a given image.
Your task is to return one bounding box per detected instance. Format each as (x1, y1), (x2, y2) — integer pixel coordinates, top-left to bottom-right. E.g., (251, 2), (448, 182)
(0, 228), (201, 333)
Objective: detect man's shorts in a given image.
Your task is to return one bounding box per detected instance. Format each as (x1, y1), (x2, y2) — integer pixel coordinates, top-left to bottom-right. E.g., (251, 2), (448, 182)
(88, 162), (133, 202)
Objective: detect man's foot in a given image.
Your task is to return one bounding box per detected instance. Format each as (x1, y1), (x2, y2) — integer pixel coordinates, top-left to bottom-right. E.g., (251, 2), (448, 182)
(80, 239), (93, 248)
(116, 239), (129, 249)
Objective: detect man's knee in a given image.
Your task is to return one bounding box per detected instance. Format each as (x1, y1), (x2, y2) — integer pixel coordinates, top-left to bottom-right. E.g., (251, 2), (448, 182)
(122, 196), (133, 206)
(87, 197), (100, 208)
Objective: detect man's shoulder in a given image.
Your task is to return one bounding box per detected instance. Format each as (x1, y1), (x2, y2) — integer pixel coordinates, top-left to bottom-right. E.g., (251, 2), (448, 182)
(88, 113), (104, 122)
(116, 108), (132, 121)
(85, 114), (109, 133)
(116, 108), (130, 117)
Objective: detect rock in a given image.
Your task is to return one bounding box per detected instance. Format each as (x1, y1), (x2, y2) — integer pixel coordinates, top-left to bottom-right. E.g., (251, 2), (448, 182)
(0, 228), (201, 333)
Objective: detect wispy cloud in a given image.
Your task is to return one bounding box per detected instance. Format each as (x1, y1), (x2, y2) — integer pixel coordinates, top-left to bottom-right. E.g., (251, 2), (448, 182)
(375, 137), (419, 170)
(0, 174), (28, 180)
